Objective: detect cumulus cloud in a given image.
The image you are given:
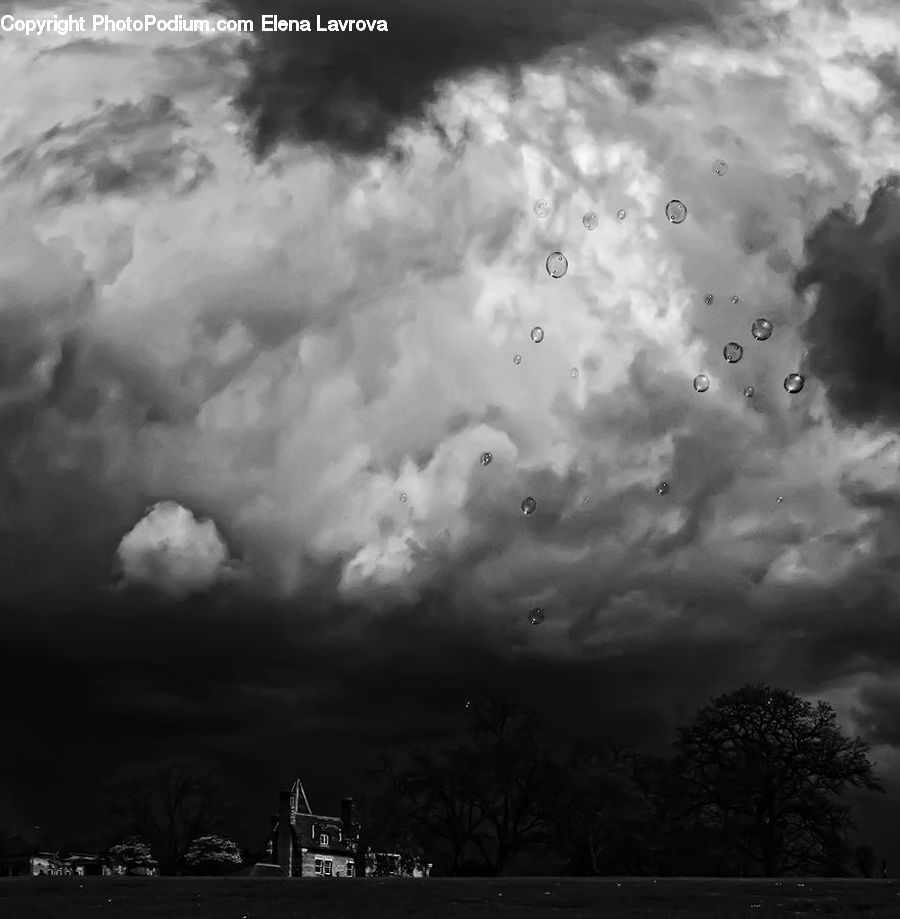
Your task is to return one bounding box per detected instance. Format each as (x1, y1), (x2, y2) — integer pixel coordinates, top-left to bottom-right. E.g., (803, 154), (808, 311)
(4, 0), (900, 847)
(115, 500), (234, 599)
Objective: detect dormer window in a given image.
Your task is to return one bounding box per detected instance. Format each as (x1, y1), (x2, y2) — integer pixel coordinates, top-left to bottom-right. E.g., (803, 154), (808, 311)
(320, 834), (329, 846)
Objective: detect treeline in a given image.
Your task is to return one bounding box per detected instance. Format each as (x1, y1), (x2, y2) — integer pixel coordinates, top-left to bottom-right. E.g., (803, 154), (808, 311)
(355, 685), (885, 878)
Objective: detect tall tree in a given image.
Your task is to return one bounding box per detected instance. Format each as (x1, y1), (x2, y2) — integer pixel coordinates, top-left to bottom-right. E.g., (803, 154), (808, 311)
(553, 736), (654, 875)
(184, 834), (243, 875)
(674, 684), (883, 876)
(105, 762), (230, 875)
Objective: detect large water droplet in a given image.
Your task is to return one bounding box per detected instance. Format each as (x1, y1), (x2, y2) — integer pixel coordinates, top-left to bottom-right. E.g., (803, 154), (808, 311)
(693, 374), (710, 393)
(751, 318), (773, 341)
(776, 495), (784, 504)
(582, 212), (599, 231)
(714, 159), (728, 176)
(400, 492), (408, 503)
(731, 295), (740, 304)
(784, 372), (804, 393)
(513, 353), (522, 365)
(570, 367), (579, 379)
(521, 496), (537, 515)
(665, 199), (688, 224)
(545, 251), (568, 278)
(744, 386), (755, 398)
(656, 481), (669, 496)
(723, 342), (744, 363)
(480, 452), (492, 466)
(529, 607), (545, 625)
(616, 209), (627, 221)
(703, 293), (714, 306)
(533, 198), (551, 219)
(530, 326), (545, 343)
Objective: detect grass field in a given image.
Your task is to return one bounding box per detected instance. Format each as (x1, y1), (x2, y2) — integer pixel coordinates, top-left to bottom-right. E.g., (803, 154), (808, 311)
(2, 877), (900, 918)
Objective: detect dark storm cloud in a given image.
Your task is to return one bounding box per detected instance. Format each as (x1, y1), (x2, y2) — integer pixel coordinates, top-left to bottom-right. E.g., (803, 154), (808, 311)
(215, 0), (738, 155)
(796, 174), (900, 426)
(0, 95), (214, 205)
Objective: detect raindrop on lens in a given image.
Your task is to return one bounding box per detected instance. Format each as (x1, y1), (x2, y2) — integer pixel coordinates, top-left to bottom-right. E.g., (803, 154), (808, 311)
(784, 373), (804, 393)
(545, 251), (568, 278)
(744, 386), (755, 398)
(665, 199), (688, 224)
(530, 326), (545, 343)
(533, 198), (551, 219)
(513, 353), (522, 365)
(400, 492), (408, 503)
(521, 496), (537, 515)
(480, 452), (492, 466)
(751, 318), (773, 341)
(571, 367), (579, 378)
(714, 159), (728, 176)
(693, 374), (710, 393)
(776, 495), (784, 504)
(723, 342), (744, 363)
(731, 295), (740, 304)
(703, 293), (714, 306)
(529, 607), (545, 626)
(656, 481), (669, 496)
(616, 209), (627, 220)
(582, 212), (599, 231)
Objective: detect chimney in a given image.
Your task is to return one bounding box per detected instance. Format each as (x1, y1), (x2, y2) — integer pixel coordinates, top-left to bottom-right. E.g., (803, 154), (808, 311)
(277, 791), (294, 877)
(340, 797), (357, 836)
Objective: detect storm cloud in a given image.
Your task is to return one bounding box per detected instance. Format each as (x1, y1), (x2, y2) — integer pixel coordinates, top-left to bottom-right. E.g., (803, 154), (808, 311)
(2, 0), (900, 861)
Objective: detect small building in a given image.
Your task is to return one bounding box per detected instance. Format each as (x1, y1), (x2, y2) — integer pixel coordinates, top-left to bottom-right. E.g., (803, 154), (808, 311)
(269, 779), (358, 878)
(0, 850), (114, 877)
(267, 779), (430, 879)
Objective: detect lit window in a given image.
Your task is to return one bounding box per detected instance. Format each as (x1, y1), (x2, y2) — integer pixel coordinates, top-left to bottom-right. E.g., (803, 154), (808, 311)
(346, 863), (354, 878)
(314, 858), (323, 875)
(323, 860), (332, 877)
(320, 834), (329, 846)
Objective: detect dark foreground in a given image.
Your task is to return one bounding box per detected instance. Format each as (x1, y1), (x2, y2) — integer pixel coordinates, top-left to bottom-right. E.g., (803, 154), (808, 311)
(2, 876), (899, 918)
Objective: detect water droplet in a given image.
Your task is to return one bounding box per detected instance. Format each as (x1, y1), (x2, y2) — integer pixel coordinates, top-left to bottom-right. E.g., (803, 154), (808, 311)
(545, 251), (568, 278)
(751, 318), (773, 341)
(530, 326), (545, 343)
(656, 481), (669, 496)
(581, 496), (590, 505)
(570, 367), (579, 378)
(400, 492), (408, 503)
(731, 295), (740, 304)
(714, 159), (728, 176)
(616, 208), (627, 221)
(665, 199), (688, 224)
(513, 353), (522, 365)
(528, 607), (545, 625)
(480, 452), (492, 466)
(693, 374), (710, 393)
(521, 496), (537, 515)
(784, 372), (804, 393)
(703, 293), (714, 306)
(464, 699), (472, 709)
(723, 342), (744, 364)
(582, 211), (599, 231)
(744, 386), (755, 398)
(776, 495), (784, 504)
(533, 198), (551, 219)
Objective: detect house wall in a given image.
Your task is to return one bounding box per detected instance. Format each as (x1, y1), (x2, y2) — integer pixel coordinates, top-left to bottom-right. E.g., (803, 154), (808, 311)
(298, 848), (355, 877)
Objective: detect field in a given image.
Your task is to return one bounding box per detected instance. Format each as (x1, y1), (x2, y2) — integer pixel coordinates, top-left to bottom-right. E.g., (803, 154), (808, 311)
(2, 877), (900, 918)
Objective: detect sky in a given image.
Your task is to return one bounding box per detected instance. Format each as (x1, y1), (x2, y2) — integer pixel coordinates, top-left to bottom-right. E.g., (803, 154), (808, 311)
(2, 0), (900, 861)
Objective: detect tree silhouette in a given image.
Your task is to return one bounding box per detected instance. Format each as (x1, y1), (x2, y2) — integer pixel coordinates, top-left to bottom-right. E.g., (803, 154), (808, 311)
(374, 699), (554, 875)
(107, 836), (157, 874)
(674, 684), (883, 876)
(105, 762), (231, 875)
(552, 736), (655, 875)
